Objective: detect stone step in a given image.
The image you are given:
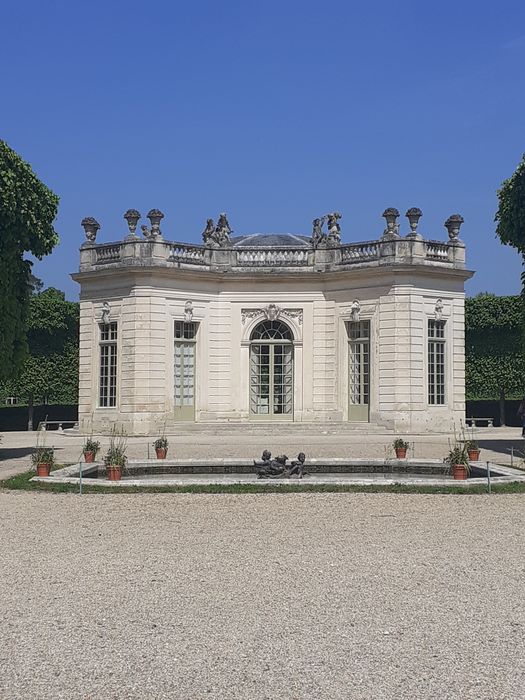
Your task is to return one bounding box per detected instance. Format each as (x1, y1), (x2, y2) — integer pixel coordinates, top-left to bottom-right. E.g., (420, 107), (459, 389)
(163, 421), (390, 436)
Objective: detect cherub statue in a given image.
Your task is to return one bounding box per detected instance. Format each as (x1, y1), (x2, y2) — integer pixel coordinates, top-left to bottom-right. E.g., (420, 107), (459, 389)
(202, 218), (216, 245)
(311, 216), (326, 248)
(326, 212), (342, 247)
(254, 451), (289, 479)
(289, 452), (307, 478)
(215, 213), (232, 246)
(141, 223), (154, 240)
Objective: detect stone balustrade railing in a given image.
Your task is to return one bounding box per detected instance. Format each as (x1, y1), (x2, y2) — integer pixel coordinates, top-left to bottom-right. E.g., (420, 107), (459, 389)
(234, 248), (310, 267)
(80, 236), (465, 273)
(425, 240), (450, 261)
(168, 242), (207, 265)
(95, 244), (122, 263)
(340, 241), (380, 264)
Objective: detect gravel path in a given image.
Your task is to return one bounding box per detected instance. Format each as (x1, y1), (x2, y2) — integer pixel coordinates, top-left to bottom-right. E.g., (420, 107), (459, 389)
(1, 491), (524, 699)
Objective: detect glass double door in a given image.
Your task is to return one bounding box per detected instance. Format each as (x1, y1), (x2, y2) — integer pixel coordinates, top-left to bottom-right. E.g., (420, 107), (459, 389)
(348, 320), (370, 422)
(250, 343), (293, 419)
(174, 341), (195, 421)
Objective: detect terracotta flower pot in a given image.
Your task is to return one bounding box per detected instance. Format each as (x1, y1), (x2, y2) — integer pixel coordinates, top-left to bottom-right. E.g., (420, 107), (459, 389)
(106, 465), (123, 481)
(395, 448), (407, 459)
(84, 451), (95, 463)
(467, 449), (480, 461)
(452, 463), (468, 480)
(36, 463), (51, 477)
(155, 448), (167, 459)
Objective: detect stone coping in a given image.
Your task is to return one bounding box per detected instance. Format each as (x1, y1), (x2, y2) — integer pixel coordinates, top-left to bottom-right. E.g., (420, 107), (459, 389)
(31, 460), (525, 488)
(76, 236), (469, 276)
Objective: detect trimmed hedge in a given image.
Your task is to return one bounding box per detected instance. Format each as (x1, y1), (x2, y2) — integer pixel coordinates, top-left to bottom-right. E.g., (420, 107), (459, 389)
(0, 404), (78, 431)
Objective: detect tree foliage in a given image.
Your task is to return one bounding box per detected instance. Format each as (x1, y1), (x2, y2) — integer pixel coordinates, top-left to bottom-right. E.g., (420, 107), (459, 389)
(495, 154), (525, 254)
(0, 288), (79, 405)
(465, 293), (524, 400)
(0, 141), (59, 381)
(495, 154), (525, 359)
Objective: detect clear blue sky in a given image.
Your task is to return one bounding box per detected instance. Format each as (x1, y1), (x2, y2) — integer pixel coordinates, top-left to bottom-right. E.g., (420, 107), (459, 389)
(2, 0), (525, 299)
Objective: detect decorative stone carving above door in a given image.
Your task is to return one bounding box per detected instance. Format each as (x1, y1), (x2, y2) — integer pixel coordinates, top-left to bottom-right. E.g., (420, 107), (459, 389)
(241, 306), (303, 326)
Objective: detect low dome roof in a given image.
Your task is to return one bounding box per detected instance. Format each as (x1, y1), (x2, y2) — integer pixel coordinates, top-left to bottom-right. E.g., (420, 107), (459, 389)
(231, 233), (311, 248)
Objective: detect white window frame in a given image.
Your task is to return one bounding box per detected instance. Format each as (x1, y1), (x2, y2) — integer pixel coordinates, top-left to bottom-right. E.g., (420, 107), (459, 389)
(99, 321), (118, 408)
(428, 319), (446, 405)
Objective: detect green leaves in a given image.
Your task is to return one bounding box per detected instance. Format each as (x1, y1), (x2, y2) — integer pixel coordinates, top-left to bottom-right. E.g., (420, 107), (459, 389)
(0, 288), (79, 404)
(466, 293), (524, 399)
(0, 141), (59, 380)
(496, 154), (525, 253)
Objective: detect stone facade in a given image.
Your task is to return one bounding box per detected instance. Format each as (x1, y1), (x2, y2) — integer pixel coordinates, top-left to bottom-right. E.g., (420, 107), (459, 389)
(72, 212), (473, 435)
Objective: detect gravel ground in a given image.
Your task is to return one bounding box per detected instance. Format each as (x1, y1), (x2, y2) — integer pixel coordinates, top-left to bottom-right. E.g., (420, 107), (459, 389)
(1, 491), (524, 699)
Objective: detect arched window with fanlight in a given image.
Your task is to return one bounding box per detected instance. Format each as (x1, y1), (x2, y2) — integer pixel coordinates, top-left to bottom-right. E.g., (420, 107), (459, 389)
(250, 320), (293, 419)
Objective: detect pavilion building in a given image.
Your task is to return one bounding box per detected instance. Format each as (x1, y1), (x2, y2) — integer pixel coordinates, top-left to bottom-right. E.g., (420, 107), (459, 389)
(72, 208), (473, 435)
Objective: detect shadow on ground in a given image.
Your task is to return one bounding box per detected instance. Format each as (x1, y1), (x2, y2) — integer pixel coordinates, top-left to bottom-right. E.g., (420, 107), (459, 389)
(0, 447), (35, 459)
(478, 439), (525, 458)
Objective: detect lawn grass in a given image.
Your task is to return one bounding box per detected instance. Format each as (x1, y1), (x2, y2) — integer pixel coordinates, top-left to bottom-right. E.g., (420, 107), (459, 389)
(2, 468), (525, 495)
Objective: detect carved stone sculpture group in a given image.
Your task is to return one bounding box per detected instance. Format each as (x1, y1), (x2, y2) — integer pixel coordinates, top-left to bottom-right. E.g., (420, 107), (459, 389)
(311, 212), (342, 249)
(254, 451), (307, 479)
(202, 213), (233, 247)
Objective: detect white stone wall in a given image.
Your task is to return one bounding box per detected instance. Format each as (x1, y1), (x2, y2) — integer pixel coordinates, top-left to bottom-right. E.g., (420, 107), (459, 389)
(76, 269), (469, 435)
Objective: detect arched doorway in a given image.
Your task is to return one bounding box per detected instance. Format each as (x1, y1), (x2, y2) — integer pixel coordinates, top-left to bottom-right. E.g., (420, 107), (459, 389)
(249, 320), (293, 419)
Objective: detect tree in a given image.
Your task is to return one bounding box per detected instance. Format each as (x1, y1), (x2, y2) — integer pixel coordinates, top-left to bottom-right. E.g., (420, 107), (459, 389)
(496, 154), (525, 257)
(0, 288), (79, 428)
(0, 141), (59, 381)
(495, 154), (525, 353)
(465, 293), (524, 425)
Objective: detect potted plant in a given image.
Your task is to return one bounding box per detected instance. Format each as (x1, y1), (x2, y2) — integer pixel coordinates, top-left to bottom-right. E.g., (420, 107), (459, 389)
(31, 446), (55, 477)
(466, 439), (480, 461)
(153, 436), (169, 459)
(82, 438), (100, 463)
(446, 443), (470, 481)
(393, 438), (409, 459)
(104, 432), (127, 481)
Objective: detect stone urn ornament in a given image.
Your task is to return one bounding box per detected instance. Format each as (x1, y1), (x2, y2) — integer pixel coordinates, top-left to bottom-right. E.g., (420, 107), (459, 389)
(382, 208), (400, 238)
(124, 209), (141, 237)
(141, 209), (165, 239)
(81, 216), (100, 242)
(405, 207), (422, 238)
(444, 214), (464, 242)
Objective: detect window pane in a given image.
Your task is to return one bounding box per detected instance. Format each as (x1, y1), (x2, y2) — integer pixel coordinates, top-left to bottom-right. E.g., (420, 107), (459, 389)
(428, 320), (445, 405)
(99, 323), (117, 407)
(348, 322), (370, 405)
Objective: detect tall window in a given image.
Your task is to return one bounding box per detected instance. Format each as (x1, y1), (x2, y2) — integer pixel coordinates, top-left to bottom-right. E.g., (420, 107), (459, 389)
(428, 320), (445, 405)
(174, 321), (198, 420)
(99, 322), (117, 407)
(347, 320), (370, 421)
